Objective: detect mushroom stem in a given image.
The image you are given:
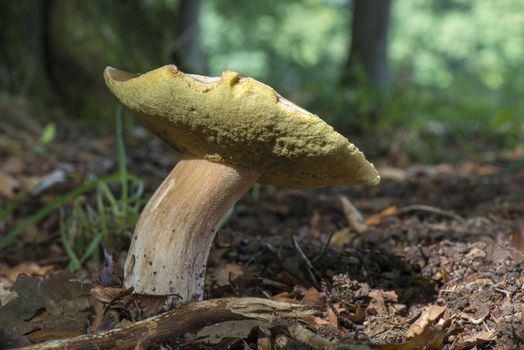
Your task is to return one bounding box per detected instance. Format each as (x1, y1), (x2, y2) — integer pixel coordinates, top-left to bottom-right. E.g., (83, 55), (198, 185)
(124, 154), (260, 304)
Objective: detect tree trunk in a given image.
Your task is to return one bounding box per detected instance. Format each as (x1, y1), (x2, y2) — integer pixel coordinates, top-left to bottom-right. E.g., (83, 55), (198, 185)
(341, 0), (392, 87)
(172, 0), (207, 73)
(0, 0), (55, 101)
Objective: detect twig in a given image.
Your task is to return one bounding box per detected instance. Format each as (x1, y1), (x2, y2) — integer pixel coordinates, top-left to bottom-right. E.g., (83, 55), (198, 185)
(312, 231), (335, 262)
(292, 236), (319, 285)
(395, 204), (465, 222)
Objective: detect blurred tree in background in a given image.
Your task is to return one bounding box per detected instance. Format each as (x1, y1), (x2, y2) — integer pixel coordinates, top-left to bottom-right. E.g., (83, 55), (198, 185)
(0, 0), (523, 161)
(341, 0), (391, 87)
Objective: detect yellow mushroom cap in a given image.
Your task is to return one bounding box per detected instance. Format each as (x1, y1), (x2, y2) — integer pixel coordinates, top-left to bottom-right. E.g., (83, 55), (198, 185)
(104, 65), (380, 189)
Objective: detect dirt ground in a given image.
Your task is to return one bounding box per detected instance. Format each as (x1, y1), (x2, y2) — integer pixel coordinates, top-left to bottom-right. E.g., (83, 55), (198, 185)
(0, 116), (523, 349)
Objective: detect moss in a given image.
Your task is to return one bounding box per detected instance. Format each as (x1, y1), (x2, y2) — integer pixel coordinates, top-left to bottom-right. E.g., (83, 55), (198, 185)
(104, 65), (379, 189)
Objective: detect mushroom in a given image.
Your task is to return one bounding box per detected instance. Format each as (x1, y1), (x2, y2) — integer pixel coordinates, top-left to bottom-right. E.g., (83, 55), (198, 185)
(104, 64), (380, 305)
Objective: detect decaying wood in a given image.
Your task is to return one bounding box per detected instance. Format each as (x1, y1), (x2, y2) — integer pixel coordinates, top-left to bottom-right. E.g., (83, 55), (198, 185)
(19, 297), (315, 350)
(125, 154), (260, 304)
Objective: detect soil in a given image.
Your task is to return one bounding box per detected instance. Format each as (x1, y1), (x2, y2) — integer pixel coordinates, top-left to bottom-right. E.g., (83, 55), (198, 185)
(0, 116), (523, 349)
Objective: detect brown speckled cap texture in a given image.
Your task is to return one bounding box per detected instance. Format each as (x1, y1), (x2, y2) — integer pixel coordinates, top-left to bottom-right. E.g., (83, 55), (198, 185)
(104, 65), (380, 188)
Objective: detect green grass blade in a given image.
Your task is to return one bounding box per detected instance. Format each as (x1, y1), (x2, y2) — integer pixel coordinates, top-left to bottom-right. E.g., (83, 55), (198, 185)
(0, 192), (29, 223)
(0, 173), (141, 249)
(115, 105), (128, 214)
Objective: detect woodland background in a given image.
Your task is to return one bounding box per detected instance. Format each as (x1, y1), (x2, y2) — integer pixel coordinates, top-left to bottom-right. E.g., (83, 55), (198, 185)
(1, 0), (523, 162)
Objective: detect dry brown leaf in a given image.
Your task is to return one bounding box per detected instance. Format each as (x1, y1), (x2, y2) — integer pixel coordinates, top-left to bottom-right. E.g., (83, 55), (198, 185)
(367, 289), (398, 316)
(457, 304), (490, 324)
(327, 306), (338, 327)
(90, 285), (131, 304)
(212, 263), (244, 286)
(0, 272), (92, 336)
(133, 295), (168, 318)
(0, 262), (54, 282)
(257, 337), (271, 350)
(312, 316), (331, 327)
(406, 305), (446, 338)
(0, 276), (17, 306)
(332, 302), (345, 313)
(275, 270), (301, 286)
(302, 287), (326, 309)
(509, 222), (524, 252)
(2, 157), (25, 174)
(308, 211), (337, 238)
(330, 228), (352, 246)
(376, 324), (444, 350)
(364, 206), (398, 226)
(18, 175), (42, 193)
(348, 303), (366, 323)
(452, 329), (496, 350)
(0, 171), (19, 199)
(271, 291), (296, 304)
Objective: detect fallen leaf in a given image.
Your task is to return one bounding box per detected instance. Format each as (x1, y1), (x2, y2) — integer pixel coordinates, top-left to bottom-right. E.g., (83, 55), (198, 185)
(257, 337), (271, 350)
(376, 324), (444, 350)
(347, 303), (366, 323)
(212, 263), (244, 286)
(0, 171), (19, 199)
(0, 262), (54, 283)
(327, 306), (338, 327)
(330, 228), (352, 246)
(509, 222), (524, 252)
(364, 206), (398, 226)
(271, 291), (296, 304)
(308, 211), (337, 238)
(2, 157), (25, 174)
(0, 272), (92, 336)
(406, 305), (446, 338)
(0, 276), (16, 306)
(90, 285), (130, 304)
(452, 329), (496, 350)
(312, 316), (331, 327)
(457, 304), (490, 325)
(302, 287), (325, 309)
(367, 289), (398, 316)
(133, 295), (167, 318)
(275, 271), (301, 286)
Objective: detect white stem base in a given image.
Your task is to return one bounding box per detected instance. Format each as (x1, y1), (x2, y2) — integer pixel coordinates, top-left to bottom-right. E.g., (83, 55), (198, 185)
(124, 155), (260, 304)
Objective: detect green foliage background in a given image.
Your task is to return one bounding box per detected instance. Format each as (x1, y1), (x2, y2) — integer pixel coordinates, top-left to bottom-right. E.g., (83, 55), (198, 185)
(1, 0), (523, 161)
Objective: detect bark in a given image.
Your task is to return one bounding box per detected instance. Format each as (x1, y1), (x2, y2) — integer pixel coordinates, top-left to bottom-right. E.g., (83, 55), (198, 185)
(19, 298), (315, 350)
(171, 0), (207, 73)
(341, 0), (392, 87)
(0, 0), (55, 100)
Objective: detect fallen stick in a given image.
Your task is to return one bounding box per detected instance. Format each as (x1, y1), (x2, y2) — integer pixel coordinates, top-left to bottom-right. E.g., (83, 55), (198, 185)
(19, 297), (316, 350)
(395, 204), (465, 223)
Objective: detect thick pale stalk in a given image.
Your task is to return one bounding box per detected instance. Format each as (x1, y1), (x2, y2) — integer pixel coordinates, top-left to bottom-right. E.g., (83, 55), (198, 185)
(124, 154), (260, 303)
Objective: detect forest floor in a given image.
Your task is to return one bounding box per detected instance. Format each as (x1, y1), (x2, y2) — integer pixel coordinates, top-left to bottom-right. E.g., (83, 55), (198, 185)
(0, 113), (523, 349)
